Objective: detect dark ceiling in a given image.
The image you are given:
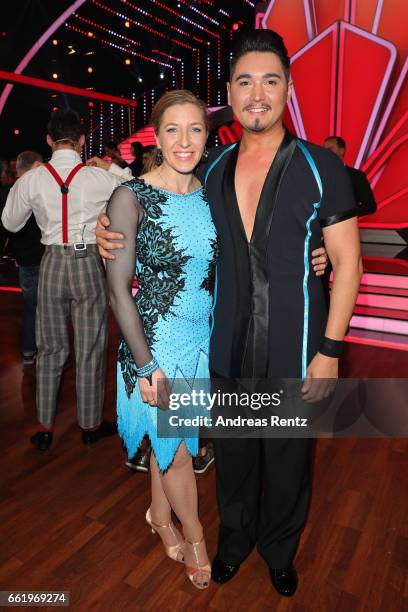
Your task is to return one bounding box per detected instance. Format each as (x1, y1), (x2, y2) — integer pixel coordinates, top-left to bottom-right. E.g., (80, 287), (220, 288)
(1, 0), (267, 158)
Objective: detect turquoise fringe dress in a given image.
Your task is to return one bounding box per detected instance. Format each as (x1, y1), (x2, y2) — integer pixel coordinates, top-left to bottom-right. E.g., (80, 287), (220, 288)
(116, 180), (217, 471)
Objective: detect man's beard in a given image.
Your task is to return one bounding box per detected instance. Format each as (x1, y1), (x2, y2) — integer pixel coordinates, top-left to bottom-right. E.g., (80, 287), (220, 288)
(247, 117), (265, 132)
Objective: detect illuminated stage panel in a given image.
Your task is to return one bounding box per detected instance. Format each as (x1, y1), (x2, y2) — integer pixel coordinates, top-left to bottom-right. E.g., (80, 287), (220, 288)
(311, 0), (345, 32)
(282, 106), (297, 135)
(380, 65), (408, 145)
(337, 24), (396, 168)
(346, 329), (408, 351)
(291, 27), (337, 145)
(371, 138), (408, 205)
(262, 0), (313, 55)
(354, 0), (381, 31)
(359, 192), (408, 229)
(362, 258), (408, 275)
(362, 112), (408, 224)
(376, 0), (408, 75)
(367, 59), (408, 157)
(365, 111), (408, 177)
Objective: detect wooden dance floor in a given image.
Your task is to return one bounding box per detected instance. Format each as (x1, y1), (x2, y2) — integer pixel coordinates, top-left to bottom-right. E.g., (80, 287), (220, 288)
(0, 291), (407, 611)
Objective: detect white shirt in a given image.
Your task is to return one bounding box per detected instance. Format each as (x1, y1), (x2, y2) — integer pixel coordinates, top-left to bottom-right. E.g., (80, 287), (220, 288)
(2, 149), (124, 245)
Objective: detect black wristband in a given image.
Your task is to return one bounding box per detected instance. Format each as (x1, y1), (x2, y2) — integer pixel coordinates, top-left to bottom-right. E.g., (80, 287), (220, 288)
(319, 336), (344, 358)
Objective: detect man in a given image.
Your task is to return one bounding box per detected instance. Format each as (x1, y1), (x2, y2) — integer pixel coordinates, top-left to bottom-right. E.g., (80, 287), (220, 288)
(324, 136), (377, 216)
(95, 30), (361, 598)
(142, 145), (155, 172)
(3, 151), (44, 364)
(103, 140), (128, 169)
(128, 141), (144, 177)
(0, 166), (16, 256)
(2, 110), (122, 452)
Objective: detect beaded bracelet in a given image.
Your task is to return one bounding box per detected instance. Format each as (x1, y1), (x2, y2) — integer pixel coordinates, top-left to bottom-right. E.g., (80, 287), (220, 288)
(136, 357), (159, 378)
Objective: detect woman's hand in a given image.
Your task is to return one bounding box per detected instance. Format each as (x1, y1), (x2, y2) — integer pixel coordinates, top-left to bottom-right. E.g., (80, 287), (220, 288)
(311, 246), (328, 276)
(138, 368), (171, 410)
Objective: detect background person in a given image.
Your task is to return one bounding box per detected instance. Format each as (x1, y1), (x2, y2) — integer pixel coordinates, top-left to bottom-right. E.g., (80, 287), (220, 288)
(4, 151), (44, 364)
(323, 136), (377, 216)
(2, 110), (120, 451)
(103, 140), (128, 169)
(128, 141), (144, 177)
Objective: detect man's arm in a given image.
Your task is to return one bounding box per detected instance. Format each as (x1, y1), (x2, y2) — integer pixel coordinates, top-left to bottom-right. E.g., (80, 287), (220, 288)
(323, 216), (362, 339)
(1, 177), (33, 232)
(96, 212), (328, 272)
(87, 156), (133, 180)
(303, 216), (362, 399)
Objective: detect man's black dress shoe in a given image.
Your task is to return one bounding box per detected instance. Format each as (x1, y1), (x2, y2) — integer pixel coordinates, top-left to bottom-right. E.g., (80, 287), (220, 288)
(269, 566), (298, 597)
(82, 421), (117, 445)
(211, 555), (240, 584)
(30, 431), (53, 451)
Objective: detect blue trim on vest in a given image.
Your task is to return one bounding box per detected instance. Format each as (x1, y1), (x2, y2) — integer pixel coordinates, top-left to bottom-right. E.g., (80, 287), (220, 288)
(296, 140), (323, 379)
(205, 143), (237, 343)
(204, 143), (238, 186)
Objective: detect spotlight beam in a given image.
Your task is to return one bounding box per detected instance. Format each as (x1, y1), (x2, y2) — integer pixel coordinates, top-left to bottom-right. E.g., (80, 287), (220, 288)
(0, 70), (137, 107)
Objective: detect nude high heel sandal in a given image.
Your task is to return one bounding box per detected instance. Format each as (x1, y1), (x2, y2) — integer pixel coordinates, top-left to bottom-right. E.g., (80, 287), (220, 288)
(145, 508), (185, 563)
(185, 536), (211, 590)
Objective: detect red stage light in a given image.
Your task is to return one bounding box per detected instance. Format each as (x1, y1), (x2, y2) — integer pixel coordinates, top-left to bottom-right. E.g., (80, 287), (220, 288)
(88, 101), (94, 107)
(232, 23), (240, 31)
(13, 129), (20, 136)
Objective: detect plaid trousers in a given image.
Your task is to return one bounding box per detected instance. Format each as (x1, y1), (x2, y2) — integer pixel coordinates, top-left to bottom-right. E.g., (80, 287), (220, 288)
(36, 245), (108, 429)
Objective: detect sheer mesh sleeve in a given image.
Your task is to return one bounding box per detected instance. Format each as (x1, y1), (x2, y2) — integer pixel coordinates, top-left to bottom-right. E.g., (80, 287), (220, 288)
(105, 186), (154, 369)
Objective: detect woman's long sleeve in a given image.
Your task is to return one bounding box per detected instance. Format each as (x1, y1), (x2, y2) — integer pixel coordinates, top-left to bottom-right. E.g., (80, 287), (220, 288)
(105, 186), (153, 369)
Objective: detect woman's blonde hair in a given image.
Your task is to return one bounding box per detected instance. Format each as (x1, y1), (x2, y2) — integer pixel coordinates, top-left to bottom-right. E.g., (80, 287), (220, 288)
(147, 90), (209, 171)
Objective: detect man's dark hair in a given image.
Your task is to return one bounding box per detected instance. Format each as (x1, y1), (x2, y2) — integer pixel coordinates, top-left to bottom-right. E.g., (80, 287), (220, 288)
(131, 141), (144, 157)
(143, 145), (155, 153)
(230, 29), (291, 81)
(47, 109), (84, 143)
(104, 140), (119, 151)
(325, 135), (346, 150)
(16, 150), (43, 174)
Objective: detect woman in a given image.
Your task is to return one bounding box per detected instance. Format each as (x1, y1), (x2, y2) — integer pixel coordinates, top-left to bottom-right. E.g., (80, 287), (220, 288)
(106, 90), (214, 589)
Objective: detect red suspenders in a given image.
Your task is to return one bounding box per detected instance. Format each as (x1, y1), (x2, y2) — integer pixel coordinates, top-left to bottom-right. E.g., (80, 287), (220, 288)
(43, 162), (85, 244)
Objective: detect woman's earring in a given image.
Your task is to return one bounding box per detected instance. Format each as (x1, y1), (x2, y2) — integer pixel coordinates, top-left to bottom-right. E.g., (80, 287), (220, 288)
(155, 147), (164, 165)
(201, 147), (209, 162)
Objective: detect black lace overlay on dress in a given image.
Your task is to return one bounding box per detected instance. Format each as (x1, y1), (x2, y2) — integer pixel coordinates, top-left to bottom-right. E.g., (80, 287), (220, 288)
(201, 236), (220, 297)
(106, 179), (192, 398)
